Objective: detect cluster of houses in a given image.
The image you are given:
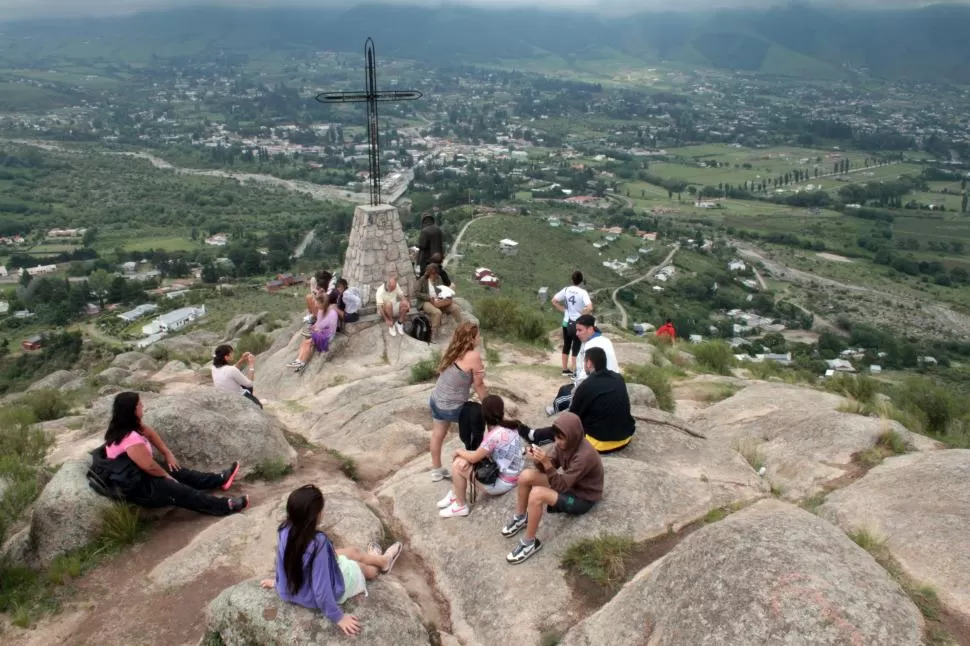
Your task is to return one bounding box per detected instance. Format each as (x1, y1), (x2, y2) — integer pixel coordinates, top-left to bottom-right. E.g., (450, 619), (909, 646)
(47, 228), (87, 238)
(117, 301), (207, 348)
(654, 265), (676, 282)
(0, 235), (26, 246)
(205, 233), (229, 246)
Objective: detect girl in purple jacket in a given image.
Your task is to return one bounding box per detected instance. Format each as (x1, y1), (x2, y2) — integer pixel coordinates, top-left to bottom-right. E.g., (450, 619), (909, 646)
(260, 485), (403, 636)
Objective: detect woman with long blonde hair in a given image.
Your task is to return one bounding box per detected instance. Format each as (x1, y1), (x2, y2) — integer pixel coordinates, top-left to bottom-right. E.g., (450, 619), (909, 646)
(427, 321), (487, 481)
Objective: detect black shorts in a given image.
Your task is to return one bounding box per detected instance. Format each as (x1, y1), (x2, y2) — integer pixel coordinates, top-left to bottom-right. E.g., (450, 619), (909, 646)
(548, 491), (596, 515)
(561, 324), (581, 356)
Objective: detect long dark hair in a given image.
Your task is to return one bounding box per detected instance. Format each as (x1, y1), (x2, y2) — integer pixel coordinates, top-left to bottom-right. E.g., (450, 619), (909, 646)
(213, 344), (232, 368)
(105, 391), (143, 445)
(280, 485), (325, 595)
(481, 394), (522, 430)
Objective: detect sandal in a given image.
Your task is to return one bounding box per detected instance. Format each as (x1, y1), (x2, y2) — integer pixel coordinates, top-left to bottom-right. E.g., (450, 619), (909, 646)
(382, 542), (403, 574)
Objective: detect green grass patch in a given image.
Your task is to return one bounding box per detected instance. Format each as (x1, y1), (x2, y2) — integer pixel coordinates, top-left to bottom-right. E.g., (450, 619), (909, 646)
(409, 351), (442, 384)
(561, 534), (636, 589)
(244, 458), (294, 483)
(327, 448), (358, 482)
(200, 632), (227, 646)
(703, 507), (730, 524)
(698, 383), (742, 403)
(800, 493), (828, 514)
(690, 341), (736, 375)
(19, 389), (73, 422)
(735, 438), (766, 472)
(484, 340), (501, 366)
(236, 332), (272, 357)
(624, 364), (675, 412)
(477, 297), (552, 347)
(282, 429), (315, 450)
(824, 373), (878, 404)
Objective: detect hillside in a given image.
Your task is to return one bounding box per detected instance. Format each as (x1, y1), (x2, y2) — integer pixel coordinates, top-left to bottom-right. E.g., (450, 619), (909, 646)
(2, 3), (970, 82)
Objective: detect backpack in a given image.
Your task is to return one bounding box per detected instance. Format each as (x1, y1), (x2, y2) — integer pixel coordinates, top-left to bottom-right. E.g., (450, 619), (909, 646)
(407, 313), (432, 343)
(86, 444), (144, 501)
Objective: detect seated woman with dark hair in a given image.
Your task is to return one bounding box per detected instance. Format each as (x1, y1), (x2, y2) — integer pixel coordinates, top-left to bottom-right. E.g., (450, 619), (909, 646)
(211, 344), (262, 408)
(91, 391), (248, 515)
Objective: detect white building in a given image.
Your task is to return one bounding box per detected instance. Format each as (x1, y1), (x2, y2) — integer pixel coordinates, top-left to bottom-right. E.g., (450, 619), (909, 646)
(728, 260), (746, 272)
(142, 306), (207, 336)
(26, 264), (57, 276)
(205, 234), (229, 246)
(499, 239), (519, 256)
(118, 303), (158, 322)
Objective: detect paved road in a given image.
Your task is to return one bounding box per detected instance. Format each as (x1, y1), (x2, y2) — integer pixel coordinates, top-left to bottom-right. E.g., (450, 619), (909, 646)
(443, 214), (494, 269)
(611, 244), (680, 329)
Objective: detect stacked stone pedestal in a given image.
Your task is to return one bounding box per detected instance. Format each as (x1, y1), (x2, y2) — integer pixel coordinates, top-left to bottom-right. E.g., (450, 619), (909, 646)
(341, 204), (414, 306)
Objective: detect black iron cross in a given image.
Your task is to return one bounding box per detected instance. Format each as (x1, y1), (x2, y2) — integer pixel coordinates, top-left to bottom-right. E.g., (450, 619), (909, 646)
(316, 38), (422, 206)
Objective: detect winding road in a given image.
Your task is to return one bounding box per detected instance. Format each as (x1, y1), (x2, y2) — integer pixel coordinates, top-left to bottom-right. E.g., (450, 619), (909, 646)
(443, 214), (494, 269)
(611, 244), (680, 329)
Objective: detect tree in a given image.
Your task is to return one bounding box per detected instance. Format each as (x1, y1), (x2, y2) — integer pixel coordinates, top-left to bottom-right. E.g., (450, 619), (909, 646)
(19, 268), (30, 288)
(87, 268), (113, 308)
(82, 227), (98, 247)
(962, 192), (968, 214)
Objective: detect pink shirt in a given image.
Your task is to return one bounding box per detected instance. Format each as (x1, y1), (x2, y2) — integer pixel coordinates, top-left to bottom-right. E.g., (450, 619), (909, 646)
(105, 431), (152, 460)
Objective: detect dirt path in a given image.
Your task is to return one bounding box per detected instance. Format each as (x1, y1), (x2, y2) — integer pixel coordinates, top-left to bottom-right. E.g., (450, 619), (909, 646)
(443, 214), (494, 269)
(611, 244), (679, 329)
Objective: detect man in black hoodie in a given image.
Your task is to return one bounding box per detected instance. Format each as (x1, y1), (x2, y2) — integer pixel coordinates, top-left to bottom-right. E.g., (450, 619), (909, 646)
(416, 214), (444, 276)
(524, 347), (636, 453)
(501, 411), (604, 564)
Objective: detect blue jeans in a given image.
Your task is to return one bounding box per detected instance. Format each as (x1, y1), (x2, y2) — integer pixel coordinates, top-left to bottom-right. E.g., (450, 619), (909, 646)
(429, 396), (462, 423)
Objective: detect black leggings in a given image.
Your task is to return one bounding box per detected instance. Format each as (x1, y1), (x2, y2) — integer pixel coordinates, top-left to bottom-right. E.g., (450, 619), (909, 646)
(561, 324), (581, 356)
(242, 388), (263, 409)
(126, 464), (234, 516)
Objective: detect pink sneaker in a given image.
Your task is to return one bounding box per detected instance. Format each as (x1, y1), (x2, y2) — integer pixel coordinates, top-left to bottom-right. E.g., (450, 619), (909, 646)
(221, 462), (240, 491)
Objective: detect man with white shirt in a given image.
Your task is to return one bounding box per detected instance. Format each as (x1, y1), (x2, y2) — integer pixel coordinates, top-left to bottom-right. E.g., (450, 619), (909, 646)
(552, 271), (593, 377)
(375, 273), (411, 337)
(546, 314), (618, 415)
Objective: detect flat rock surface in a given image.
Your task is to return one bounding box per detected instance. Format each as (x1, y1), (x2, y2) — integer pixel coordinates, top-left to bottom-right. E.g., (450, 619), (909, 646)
(563, 499), (924, 646)
(820, 449), (970, 624)
(689, 382), (941, 500)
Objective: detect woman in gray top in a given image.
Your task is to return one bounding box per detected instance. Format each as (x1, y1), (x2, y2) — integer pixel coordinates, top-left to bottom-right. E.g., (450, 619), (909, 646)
(428, 321), (487, 482)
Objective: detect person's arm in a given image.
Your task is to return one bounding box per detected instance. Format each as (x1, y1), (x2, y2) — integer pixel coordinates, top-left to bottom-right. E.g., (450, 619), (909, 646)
(417, 229), (430, 254)
(233, 353), (249, 369)
(551, 288), (566, 314)
(546, 452), (587, 493)
(125, 443), (173, 479)
(581, 293), (593, 315)
(455, 446), (489, 464)
(469, 351), (487, 400)
(140, 426), (179, 470)
(310, 542), (360, 637)
(415, 276), (431, 303)
(230, 365), (254, 389)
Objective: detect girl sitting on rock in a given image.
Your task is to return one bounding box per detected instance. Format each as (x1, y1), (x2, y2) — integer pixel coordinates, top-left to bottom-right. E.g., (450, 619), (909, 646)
(211, 344), (261, 408)
(289, 294), (339, 373)
(260, 484), (404, 637)
(438, 394), (525, 518)
(95, 391), (248, 515)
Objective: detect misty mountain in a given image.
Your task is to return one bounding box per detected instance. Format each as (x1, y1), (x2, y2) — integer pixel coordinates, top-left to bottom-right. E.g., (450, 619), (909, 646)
(3, 3), (970, 82)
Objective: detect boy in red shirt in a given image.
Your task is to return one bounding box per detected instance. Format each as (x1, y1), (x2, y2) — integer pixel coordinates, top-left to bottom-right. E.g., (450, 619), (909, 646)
(655, 319), (676, 342)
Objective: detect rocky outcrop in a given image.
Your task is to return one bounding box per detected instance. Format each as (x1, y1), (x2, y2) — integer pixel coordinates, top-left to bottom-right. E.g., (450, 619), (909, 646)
(82, 390), (296, 474)
(156, 329), (221, 358)
(377, 447), (766, 645)
(820, 449), (970, 624)
(206, 577), (429, 646)
(93, 366), (133, 387)
(563, 499), (924, 646)
(626, 383), (657, 408)
(27, 369), (86, 392)
(110, 352), (160, 373)
(223, 311), (269, 342)
(689, 382), (941, 500)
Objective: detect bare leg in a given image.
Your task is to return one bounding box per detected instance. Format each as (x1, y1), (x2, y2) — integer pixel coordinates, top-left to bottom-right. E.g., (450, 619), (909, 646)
(515, 468), (547, 516)
(297, 338), (314, 362)
(561, 353), (569, 371)
(380, 302), (394, 327)
(398, 299), (411, 323)
(430, 420), (451, 469)
(336, 547), (388, 581)
(525, 485), (558, 541)
(451, 458), (471, 505)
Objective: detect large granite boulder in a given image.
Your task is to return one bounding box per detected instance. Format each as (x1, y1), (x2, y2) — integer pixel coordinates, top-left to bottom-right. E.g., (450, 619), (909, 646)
(689, 382), (941, 500)
(206, 578), (429, 646)
(110, 351), (160, 373)
(377, 449), (766, 645)
(93, 366), (132, 386)
(563, 499), (924, 646)
(224, 311), (269, 341)
(626, 383), (657, 408)
(820, 449), (970, 625)
(82, 389), (296, 474)
(27, 369), (86, 392)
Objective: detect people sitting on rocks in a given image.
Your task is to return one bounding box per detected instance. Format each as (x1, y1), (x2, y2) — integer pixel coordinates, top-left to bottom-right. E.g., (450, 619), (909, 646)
(655, 318), (676, 342)
(416, 263), (461, 342)
(375, 273), (410, 337)
(546, 314), (619, 415)
(328, 278), (362, 328)
(437, 395), (525, 518)
(502, 412), (603, 564)
(525, 347), (635, 453)
(429, 321), (487, 482)
(429, 253), (453, 288)
(260, 485), (403, 637)
(553, 270), (593, 377)
(211, 344), (262, 408)
(417, 213), (444, 276)
(290, 295), (338, 373)
(90, 391), (248, 515)
(305, 270), (333, 321)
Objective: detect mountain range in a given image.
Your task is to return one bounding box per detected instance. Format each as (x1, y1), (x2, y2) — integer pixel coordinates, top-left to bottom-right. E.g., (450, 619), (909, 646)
(2, 2), (970, 82)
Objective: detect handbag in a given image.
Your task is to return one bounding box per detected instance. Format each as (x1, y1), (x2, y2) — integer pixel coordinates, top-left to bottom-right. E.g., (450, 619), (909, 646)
(474, 458), (500, 486)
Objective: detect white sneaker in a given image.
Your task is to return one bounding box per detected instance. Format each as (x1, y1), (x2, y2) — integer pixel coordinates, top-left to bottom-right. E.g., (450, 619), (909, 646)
(545, 405), (556, 416)
(436, 490), (456, 509)
(429, 467), (451, 482)
(388, 325), (397, 337)
(439, 502), (469, 518)
(395, 321), (405, 335)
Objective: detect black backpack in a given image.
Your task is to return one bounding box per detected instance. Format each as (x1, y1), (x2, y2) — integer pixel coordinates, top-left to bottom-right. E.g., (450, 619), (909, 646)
(407, 313), (433, 343)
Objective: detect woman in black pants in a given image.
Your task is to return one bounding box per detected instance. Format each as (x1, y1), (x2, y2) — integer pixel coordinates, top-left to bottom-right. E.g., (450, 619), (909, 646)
(94, 392), (249, 516)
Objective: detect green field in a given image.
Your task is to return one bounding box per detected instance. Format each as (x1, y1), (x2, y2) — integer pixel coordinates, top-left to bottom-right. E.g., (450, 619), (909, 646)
(119, 235), (201, 253)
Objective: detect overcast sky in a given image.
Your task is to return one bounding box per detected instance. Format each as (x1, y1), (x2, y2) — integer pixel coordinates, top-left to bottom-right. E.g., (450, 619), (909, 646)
(0, 0), (962, 20)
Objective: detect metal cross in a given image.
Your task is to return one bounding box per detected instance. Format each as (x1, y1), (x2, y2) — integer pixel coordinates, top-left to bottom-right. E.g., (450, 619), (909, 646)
(316, 38), (422, 206)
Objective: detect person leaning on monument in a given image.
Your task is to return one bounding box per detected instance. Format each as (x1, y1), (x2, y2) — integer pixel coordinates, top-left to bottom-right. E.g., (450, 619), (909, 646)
(545, 314), (619, 416)
(375, 273), (411, 337)
(416, 213), (444, 276)
(416, 263), (461, 342)
(501, 412), (604, 564)
(525, 347), (635, 453)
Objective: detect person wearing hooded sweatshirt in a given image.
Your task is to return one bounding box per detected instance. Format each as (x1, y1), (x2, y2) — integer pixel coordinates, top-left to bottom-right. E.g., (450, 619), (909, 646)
(501, 411), (604, 564)
(416, 214), (444, 276)
(546, 314), (619, 416)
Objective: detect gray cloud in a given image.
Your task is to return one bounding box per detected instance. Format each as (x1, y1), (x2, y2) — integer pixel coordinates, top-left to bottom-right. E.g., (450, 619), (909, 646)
(0, 0), (963, 20)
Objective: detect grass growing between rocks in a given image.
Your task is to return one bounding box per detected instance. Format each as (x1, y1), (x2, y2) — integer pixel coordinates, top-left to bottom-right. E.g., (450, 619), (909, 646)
(691, 341), (736, 376)
(282, 429), (315, 450)
(327, 448), (358, 482)
(476, 297), (554, 349)
(0, 407), (53, 546)
(236, 332), (272, 357)
(484, 340), (501, 366)
(561, 534), (635, 589)
(697, 383), (742, 403)
(410, 351), (442, 384)
(855, 429), (910, 469)
(624, 364), (676, 412)
(200, 631), (226, 646)
(735, 438), (766, 472)
(244, 458), (294, 482)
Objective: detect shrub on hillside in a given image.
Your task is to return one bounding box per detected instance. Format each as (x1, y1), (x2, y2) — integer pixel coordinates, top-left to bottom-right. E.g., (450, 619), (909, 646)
(21, 389), (72, 422)
(691, 341), (735, 375)
(477, 298), (550, 346)
(0, 407), (51, 545)
(824, 373), (878, 403)
(624, 364), (675, 412)
(890, 376), (965, 436)
(236, 332), (272, 357)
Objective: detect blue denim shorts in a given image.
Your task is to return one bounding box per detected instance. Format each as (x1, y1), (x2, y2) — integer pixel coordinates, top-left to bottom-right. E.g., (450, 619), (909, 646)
(429, 396), (462, 423)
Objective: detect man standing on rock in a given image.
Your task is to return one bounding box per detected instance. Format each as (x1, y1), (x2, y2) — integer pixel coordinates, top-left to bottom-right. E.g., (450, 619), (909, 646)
(502, 412), (604, 564)
(375, 273), (411, 337)
(416, 213), (444, 277)
(526, 347), (635, 453)
(546, 314), (618, 415)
